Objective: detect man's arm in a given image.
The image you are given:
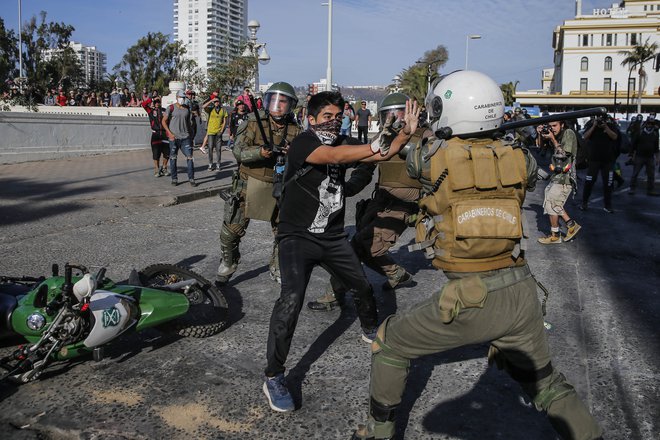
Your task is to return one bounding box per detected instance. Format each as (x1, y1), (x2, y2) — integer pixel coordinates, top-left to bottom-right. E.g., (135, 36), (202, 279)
(345, 162), (376, 197)
(235, 119), (271, 163)
(162, 110), (175, 140)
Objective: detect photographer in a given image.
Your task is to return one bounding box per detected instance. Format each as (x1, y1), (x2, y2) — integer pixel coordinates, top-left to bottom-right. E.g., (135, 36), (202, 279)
(537, 121), (582, 244)
(581, 115), (619, 212)
(535, 121), (554, 158)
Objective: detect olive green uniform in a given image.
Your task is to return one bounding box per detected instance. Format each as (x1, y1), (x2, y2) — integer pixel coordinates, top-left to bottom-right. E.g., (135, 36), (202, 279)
(355, 136), (602, 440)
(217, 110), (301, 283)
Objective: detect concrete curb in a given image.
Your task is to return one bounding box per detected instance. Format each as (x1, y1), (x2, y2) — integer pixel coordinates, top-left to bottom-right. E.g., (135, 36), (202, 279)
(162, 183), (231, 207)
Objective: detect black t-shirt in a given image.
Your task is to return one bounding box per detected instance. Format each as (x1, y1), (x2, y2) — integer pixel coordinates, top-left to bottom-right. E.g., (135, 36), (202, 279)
(278, 131), (361, 239)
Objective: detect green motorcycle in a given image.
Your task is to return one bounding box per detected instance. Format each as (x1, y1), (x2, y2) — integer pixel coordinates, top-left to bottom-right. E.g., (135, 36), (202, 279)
(0, 262), (228, 383)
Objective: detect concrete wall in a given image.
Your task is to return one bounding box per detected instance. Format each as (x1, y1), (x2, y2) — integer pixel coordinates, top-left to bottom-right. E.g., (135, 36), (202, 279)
(0, 110), (151, 164)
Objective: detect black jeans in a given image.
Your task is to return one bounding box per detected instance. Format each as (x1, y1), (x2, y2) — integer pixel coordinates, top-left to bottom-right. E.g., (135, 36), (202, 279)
(265, 234), (378, 376)
(357, 125), (369, 144)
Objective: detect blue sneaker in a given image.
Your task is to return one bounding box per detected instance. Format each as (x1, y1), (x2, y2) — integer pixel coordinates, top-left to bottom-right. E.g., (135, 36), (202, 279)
(263, 374), (295, 412)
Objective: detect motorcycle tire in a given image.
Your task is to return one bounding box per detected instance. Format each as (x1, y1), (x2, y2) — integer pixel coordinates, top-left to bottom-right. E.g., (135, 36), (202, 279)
(138, 264), (228, 338)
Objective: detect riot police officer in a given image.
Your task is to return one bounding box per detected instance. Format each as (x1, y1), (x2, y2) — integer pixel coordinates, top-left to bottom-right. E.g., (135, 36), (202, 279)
(308, 93), (430, 311)
(217, 82), (300, 285)
(352, 71), (602, 440)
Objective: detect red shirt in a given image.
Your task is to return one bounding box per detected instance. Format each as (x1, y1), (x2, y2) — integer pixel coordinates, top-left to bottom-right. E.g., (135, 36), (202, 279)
(56, 95), (67, 106)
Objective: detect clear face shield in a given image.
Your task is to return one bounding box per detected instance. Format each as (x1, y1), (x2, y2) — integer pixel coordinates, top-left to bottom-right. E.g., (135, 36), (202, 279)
(379, 107), (405, 128)
(264, 92), (297, 121)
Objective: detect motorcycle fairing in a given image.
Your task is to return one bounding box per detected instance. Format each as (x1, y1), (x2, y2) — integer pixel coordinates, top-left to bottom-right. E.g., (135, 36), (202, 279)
(84, 291), (138, 348)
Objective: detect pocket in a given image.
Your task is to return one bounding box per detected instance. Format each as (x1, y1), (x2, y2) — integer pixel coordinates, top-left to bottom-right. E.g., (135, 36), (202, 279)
(471, 148), (498, 189)
(437, 276), (488, 323)
(446, 147), (474, 190)
(495, 145), (525, 187)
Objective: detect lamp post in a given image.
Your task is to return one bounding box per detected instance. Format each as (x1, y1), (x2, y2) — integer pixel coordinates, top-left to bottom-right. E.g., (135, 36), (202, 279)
(321, 1), (333, 92)
(242, 20), (270, 93)
(392, 75), (402, 92)
(465, 34), (481, 70)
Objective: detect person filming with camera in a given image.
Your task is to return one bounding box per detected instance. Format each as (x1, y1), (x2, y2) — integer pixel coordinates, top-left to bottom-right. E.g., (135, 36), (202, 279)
(537, 121), (582, 244)
(581, 115), (619, 212)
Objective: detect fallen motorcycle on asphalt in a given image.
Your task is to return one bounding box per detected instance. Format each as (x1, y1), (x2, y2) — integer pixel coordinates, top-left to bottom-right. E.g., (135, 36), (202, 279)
(0, 262), (228, 383)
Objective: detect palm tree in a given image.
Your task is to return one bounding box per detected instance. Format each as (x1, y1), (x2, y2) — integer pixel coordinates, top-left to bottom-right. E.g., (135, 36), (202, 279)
(619, 37), (659, 114)
(500, 80), (519, 106)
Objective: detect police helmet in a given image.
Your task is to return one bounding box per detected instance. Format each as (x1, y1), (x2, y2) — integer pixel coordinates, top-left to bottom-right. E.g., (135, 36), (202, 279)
(264, 82), (298, 122)
(425, 70), (504, 136)
(378, 92), (408, 125)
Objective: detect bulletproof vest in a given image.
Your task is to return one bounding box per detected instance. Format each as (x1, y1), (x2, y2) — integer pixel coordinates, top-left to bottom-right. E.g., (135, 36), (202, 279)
(378, 128), (424, 190)
(240, 111), (300, 183)
(412, 137), (527, 273)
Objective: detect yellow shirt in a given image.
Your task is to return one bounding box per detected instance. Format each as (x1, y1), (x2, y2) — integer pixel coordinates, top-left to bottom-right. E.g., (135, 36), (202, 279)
(206, 107), (228, 135)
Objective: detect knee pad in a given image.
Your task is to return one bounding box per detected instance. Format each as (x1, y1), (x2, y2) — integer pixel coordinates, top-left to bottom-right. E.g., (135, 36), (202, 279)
(370, 397), (399, 423)
(533, 371), (576, 412)
(221, 222), (244, 244)
(371, 317), (410, 370)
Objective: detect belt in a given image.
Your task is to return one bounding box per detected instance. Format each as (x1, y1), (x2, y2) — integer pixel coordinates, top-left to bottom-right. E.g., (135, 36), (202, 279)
(446, 265), (532, 292)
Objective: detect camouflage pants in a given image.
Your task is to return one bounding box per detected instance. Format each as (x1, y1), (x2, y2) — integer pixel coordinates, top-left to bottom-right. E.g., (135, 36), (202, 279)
(366, 265), (602, 440)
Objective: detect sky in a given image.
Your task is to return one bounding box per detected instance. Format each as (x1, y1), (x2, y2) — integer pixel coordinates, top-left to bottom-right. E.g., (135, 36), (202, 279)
(1, 0), (616, 90)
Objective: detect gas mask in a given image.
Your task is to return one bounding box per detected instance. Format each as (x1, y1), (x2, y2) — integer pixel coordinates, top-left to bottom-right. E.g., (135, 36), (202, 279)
(310, 118), (342, 145)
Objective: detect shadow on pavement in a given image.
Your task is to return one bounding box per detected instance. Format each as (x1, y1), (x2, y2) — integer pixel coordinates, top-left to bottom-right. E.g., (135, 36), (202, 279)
(287, 307), (357, 408)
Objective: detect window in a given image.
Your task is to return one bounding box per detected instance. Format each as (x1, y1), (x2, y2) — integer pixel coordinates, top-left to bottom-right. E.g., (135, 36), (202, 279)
(631, 33), (638, 45)
(582, 34), (588, 46)
(604, 56), (612, 71)
(581, 57), (589, 71)
(604, 78), (611, 92)
(606, 34), (613, 46)
(580, 78), (588, 92)
(629, 77), (636, 91)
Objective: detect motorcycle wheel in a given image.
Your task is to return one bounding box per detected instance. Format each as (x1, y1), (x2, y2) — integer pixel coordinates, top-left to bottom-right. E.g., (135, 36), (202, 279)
(138, 264), (228, 338)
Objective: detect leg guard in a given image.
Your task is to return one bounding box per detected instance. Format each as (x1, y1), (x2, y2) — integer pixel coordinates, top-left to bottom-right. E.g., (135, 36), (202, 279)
(217, 222), (243, 283)
(368, 317), (411, 439)
(268, 241), (280, 284)
(516, 365), (603, 440)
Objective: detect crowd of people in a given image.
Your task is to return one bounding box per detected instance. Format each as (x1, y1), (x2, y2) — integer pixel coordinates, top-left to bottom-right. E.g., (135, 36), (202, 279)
(42, 87), (161, 108)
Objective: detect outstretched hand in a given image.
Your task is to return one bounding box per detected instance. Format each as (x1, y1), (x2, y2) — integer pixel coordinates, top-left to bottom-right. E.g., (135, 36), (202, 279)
(401, 100), (420, 135)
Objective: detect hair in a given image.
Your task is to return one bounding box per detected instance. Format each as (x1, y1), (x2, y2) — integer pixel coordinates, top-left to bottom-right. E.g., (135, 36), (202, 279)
(307, 91), (344, 118)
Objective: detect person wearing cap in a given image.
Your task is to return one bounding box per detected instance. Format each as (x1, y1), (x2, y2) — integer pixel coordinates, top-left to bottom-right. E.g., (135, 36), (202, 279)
(355, 101), (372, 144)
(162, 90), (196, 187)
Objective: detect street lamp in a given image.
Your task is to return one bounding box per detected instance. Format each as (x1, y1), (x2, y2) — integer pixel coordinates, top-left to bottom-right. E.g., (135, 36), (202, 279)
(321, 1), (333, 92)
(465, 34), (481, 70)
(392, 75), (402, 92)
(242, 20), (270, 92)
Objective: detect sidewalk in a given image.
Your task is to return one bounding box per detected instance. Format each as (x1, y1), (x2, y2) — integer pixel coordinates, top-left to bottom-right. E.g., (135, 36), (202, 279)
(0, 148), (235, 207)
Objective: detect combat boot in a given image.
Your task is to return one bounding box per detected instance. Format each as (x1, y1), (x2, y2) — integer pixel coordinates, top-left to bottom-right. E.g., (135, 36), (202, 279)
(351, 424), (391, 440)
(216, 260), (237, 285)
(382, 266), (415, 290)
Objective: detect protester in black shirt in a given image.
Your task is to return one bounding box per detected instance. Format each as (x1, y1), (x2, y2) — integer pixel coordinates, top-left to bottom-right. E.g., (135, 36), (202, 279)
(262, 91), (419, 413)
(581, 115), (619, 212)
(228, 101), (249, 150)
(629, 118), (659, 196)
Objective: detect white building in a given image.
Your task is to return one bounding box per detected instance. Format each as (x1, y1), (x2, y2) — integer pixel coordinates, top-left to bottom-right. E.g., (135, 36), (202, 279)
(44, 41), (107, 86)
(174, 0), (248, 72)
(70, 42), (107, 86)
(516, 0), (660, 114)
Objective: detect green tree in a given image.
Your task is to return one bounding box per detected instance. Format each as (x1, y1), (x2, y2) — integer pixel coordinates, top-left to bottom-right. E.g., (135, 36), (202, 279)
(0, 17), (18, 92)
(398, 45), (448, 102)
(500, 80), (519, 106)
(619, 37), (659, 112)
(206, 44), (256, 98)
(18, 12), (83, 97)
(114, 32), (183, 93)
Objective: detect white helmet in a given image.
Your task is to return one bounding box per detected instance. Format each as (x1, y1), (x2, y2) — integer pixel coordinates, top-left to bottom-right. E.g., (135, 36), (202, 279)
(426, 70), (504, 137)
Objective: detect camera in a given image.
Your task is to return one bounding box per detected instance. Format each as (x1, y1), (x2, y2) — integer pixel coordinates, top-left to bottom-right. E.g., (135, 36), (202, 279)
(540, 124), (551, 135)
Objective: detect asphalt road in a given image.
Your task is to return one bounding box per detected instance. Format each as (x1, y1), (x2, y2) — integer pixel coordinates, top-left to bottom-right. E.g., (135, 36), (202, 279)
(0, 149), (658, 439)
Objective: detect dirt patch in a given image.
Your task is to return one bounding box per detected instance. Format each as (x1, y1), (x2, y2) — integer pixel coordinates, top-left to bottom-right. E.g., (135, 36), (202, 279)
(158, 402), (255, 436)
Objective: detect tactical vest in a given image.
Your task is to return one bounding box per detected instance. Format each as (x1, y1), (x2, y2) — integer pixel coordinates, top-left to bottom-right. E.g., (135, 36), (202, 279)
(239, 112), (300, 183)
(378, 129), (424, 191)
(412, 137), (527, 273)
